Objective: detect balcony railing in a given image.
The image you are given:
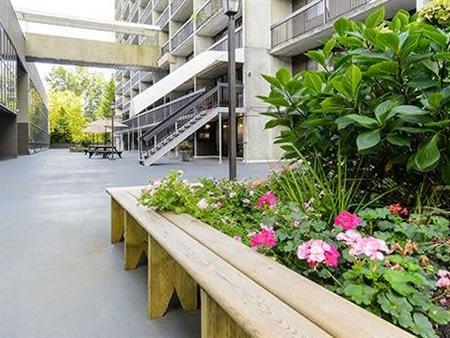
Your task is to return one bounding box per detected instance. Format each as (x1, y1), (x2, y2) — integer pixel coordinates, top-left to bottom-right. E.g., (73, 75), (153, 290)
(271, 0), (370, 48)
(130, 0), (140, 18)
(140, 1), (153, 23)
(171, 19), (194, 51)
(130, 72), (141, 87)
(196, 0), (222, 28)
(170, 0), (186, 15)
(161, 40), (170, 55)
(210, 27), (243, 51)
(156, 7), (170, 27)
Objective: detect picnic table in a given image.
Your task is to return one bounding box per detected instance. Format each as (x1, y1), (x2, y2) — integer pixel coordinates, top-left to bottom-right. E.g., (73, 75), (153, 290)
(85, 145), (123, 159)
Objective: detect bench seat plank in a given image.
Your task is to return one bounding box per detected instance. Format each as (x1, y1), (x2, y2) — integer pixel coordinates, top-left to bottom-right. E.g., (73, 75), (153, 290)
(106, 188), (331, 338)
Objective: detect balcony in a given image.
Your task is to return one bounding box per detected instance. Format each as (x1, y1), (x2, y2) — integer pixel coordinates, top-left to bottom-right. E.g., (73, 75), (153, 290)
(271, 0), (416, 56)
(210, 27), (243, 51)
(140, 0), (153, 23)
(156, 7), (170, 29)
(130, 72), (141, 88)
(161, 40), (170, 55)
(171, 19), (194, 54)
(196, 0), (227, 36)
(154, 0), (168, 12)
(171, 0), (192, 21)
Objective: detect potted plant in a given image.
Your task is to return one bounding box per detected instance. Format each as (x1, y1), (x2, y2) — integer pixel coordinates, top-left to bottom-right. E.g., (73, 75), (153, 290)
(178, 140), (193, 162)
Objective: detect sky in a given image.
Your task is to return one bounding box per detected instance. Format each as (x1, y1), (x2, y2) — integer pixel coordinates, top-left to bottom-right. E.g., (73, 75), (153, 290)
(11, 0), (116, 87)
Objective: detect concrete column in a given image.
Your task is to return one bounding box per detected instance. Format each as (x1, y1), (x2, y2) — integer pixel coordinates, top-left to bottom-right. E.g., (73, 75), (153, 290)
(242, 0), (291, 162)
(17, 69), (30, 155)
(0, 113), (18, 158)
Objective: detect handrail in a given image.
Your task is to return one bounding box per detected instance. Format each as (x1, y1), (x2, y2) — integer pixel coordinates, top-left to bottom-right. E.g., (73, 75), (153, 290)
(271, 0), (322, 29)
(171, 19), (194, 51)
(140, 88), (207, 142)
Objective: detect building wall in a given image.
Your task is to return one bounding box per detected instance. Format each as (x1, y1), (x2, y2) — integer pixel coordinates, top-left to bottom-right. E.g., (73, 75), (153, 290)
(0, 0), (49, 158)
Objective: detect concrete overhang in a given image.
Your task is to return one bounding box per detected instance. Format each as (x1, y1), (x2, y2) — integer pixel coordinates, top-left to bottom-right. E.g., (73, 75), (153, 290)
(270, 0), (416, 57)
(15, 9), (160, 37)
(24, 33), (161, 70)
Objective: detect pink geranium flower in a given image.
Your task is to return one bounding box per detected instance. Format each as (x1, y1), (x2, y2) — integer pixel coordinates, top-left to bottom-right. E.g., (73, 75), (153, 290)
(257, 192), (278, 208)
(297, 240), (340, 268)
(349, 237), (389, 261)
(250, 226), (277, 250)
(334, 211), (361, 230)
(437, 270), (450, 289)
(336, 229), (362, 246)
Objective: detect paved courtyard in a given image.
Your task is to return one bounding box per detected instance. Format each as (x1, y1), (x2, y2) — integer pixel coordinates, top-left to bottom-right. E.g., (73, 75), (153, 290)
(0, 150), (272, 338)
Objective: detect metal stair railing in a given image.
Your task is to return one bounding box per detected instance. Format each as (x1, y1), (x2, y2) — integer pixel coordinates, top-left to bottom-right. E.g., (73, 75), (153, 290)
(139, 83), (243, 163)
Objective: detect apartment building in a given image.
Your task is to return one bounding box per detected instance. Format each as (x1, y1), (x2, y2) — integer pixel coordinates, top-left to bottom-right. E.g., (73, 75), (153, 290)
(0, 0), (49, 158)
(115, 0), (419, 165)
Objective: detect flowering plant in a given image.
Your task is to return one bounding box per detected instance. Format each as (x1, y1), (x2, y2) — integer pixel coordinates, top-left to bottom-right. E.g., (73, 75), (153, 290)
(138, 171), (450, 337)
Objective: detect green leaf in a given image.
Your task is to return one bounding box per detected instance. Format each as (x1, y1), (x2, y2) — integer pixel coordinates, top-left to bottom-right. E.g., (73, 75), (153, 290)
(387, 134), (411, 148)
(441, 161), (450, 185)
(323, 37), (336, 58)
(261, 74), (282, 90)
(393, 105), (429, 116)
(336, 114), (379, 129)
(357, 129), (381, 151)
(415, 135), (441, 171)
(428, 93), (443, 110)
(365, 7), (385, 28)
(302, 71), (323, 93)
(344, 65), (362, 98)
(377, 292), (413, 328)
(428, 305), (450, 325)
(334, 17), (350, 35)
(411, 313), (438, 338)
(343, 284), (378, 305)
(377, 32), (400, 52)
(265, 118), (290, 129)
(367, 61), (398, 76)
(306, 50), (326, 66)
(375, 100), (397, 123)
(275, 68), (291, 86)
(383, 270), (417, 296)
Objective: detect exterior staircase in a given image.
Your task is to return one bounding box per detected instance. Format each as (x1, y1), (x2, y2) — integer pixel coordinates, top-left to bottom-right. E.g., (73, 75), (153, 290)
(139, 85), (225, 166)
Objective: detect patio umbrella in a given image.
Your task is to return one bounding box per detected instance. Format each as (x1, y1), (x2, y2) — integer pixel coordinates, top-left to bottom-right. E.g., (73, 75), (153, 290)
(83, 119), (128, 145)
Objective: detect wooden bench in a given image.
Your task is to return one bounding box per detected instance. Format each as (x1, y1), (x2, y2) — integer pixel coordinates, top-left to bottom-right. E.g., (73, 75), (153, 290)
(107, 186), (414, 338)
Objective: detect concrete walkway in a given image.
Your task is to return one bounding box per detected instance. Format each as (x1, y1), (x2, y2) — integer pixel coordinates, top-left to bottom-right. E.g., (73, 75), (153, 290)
(0, 150), (272, 338)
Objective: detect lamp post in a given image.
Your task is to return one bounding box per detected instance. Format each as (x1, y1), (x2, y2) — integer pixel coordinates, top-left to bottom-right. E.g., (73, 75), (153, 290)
(222, 0), (240, 181)
(111, 103), (115, 160)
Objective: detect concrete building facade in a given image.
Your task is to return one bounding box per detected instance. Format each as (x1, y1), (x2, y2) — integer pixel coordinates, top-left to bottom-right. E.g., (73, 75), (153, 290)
(115, 0), (422, 165)
(0, 0), (49, 158)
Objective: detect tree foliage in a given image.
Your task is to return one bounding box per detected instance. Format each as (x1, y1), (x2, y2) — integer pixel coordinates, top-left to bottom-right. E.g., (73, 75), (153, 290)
(48, 90), (86, 144)
(96, 78), (116, 119)
(46, 66), (108, 120)
(259, 8), (450, 206)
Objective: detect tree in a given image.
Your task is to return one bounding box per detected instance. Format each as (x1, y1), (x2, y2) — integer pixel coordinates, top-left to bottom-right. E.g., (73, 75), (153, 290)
(96, 78), (116, 119)
(48, 90), (86, 143)
(46, 66), (108, 120)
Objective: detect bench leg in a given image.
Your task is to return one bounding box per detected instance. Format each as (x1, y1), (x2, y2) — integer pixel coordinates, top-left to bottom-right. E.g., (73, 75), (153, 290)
(148, 236), (198, 319)
(124, 213), (147, 270)
(201, 290), (250, 338)
(111, 198), (124, 243)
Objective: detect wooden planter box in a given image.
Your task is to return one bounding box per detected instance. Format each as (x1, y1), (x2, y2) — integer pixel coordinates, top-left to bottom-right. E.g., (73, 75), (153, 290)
(107, 186), (414, 338)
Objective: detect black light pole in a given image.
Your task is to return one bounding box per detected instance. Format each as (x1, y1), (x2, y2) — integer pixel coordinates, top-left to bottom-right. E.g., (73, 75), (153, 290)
(111, 103), (115, 160)
(222, 0), (240, 181)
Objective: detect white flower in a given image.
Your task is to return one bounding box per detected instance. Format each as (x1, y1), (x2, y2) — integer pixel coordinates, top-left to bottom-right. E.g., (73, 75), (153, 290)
(197, 198), (209, 209)
(229, 192), (237, 198)
(242, 198), (250, 204)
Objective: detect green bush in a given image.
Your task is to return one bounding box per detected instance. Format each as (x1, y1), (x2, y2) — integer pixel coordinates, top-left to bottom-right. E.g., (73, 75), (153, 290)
(258, 8), (450, 207)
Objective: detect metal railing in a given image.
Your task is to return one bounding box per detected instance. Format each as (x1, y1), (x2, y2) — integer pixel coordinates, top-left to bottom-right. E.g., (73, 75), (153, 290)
(171, 0), (186, 15)
(138, 83), (244, 161)
(271, 0), (371, 48)
(161, 40), (171, 54)
(140, 0), (153, 23)
(130, 0), (140, 18)
(116, 96), (123, 108)
(123, 100), (131, 112)
(196, 0), (222, 28)
(171, 19), (194, 51)
(130, 72), (141, 87)
(210, 27), (243, 51)
(156, 7), (170, 27)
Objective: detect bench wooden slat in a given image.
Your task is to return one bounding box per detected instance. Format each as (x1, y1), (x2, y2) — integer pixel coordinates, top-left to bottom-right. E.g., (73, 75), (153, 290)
(162, 212), (414, 338)
(106, 188), (331, 338)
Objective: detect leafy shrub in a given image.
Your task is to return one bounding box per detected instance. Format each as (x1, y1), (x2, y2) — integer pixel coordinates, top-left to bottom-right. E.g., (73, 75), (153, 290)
(420, 0), (450, 28)
(258, 8), (450, 207)
(138, 170), (450, 337)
